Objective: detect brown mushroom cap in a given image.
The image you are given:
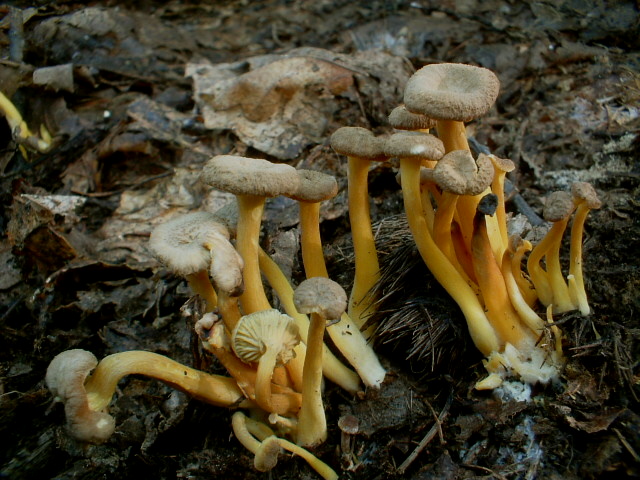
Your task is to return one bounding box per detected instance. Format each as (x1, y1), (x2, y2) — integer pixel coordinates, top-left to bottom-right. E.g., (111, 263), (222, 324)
(254, 436), (281, 472)
(487, 154), (515, 173)
(543, 191), (575, 222)
(45, 349), (116, 444)
(288, 170), (338, 203)
(388, 105), (436, 131)
(571, 182), (602, 209)
(330, 127), (386, 161)
(403, 63), (500, 122)
(231, 309), (300, 365)
(149, 212), (244, 296)
(202, 155), (300, 197)
(337, 414), (359, 435)
(383, 131), (445, 160)
(431, 150), (495, 196)
(293, 277), (347, 321)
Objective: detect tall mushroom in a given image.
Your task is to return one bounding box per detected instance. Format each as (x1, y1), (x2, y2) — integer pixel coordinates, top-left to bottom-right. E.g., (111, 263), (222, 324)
(201, 155), (300, 314)
(329, 126), (387, 328)
(231, 309), (301, 413)
(567, 182), (602, 315)
(403, 62), (500, 153)
(293, 277), (347, 447)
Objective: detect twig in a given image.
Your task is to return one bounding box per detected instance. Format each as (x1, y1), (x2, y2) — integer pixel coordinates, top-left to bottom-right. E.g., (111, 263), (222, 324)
(397, 391), (453, 474)
(461, 463), (509, 480)
(8, 7), (24, 63)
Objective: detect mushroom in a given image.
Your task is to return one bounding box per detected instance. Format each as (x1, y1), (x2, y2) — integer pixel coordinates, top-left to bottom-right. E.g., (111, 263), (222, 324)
(388, 104), (436, 134)
(329, 126), (387, 328)
(385, 131), (445, 233)
(487, 155), (516, 257)
(149, 212), (244, 313)
(197, 315), (303, 415)
(257, 247), (362, 394)
(429, 150), (494, 271)
(287, 169), (338, 279)
(45, 349), (116, 444)
(201, 155), (300, 314)
(567, 182), (602, 315)
(527, 191), (576, 313)
(337, 414), (359, 456)
(46, 349), (254, 444)
(0, 90), (51, 152)
(403, 62), (500, 153)
(231, 411), (338, 480)
(231, 309), (301, 413)
(293, 277), (347, 447)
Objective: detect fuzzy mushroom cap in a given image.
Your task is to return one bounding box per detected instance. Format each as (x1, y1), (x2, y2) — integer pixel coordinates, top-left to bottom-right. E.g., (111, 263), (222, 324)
(330, 127), (387, 161)
(293, 277), (348, 321)
(148, 212), (244, 295)
(429, 150), (495, 196)
(383, 131), (445, 160)
(543, 191), (575, 222)
(231, 309), (301, 365)
(45, 349), (116, 444)
(388, 105), (437, 131)
(571, 182), (602, 209)
(288, 170), (338, 203)
(403, 63), (500, 122)
(337, 414), (359, 435)
(488, 154), (515, 173)
(254, 436), (281, 472)
(202, 155), (301, 197)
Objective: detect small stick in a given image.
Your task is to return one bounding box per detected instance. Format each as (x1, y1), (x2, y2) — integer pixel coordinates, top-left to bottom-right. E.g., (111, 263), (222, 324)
(397, 391), (453, 474)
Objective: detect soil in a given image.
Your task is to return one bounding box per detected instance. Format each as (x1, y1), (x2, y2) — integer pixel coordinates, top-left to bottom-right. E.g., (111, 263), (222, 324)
(1, 1), (639, 479)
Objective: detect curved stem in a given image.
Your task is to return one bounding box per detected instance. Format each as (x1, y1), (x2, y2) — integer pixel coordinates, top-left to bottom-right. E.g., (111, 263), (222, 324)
(84, 351), (247, 411)
(400, 157), (500, 356)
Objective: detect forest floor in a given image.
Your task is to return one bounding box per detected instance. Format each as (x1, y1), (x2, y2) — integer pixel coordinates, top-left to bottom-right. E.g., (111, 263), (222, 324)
(1, 1), (639, 479)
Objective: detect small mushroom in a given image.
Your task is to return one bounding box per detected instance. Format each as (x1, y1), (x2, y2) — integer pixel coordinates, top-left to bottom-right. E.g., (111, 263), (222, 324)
(337, 414), (359, 455)
(231, 411), (338, 480)
(231, 309), (301, 413)
(45, 349), (116, 444)
(287, 169), (339, 279)
(293, 277), (347, 447)
(527, 191), (576, 312)
(568, 182), (602, 315)
(149, 212), (244, 312)
(198, 316), (302, 415)
(388, 104), (436, 133)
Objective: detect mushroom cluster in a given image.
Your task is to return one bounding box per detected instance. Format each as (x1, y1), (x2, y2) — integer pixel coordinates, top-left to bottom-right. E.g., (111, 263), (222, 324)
(330, 62), (600, 389)
(45, 62), (601, 478)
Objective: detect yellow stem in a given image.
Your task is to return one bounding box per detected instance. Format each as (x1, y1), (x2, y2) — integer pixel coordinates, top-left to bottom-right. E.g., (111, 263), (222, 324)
(236, 195), (272, 313)
(258, 248), (361, 394)
(186, 270), (218, 312)
(400, 157), (500, 356)
(346, 156), (381, 327)
(84, 351), (247, 411)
